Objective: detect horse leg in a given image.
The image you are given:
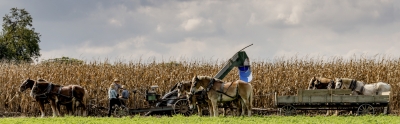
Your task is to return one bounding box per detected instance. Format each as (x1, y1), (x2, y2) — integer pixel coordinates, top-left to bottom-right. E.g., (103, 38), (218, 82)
(207, 103), (212, 117)
(80, 100), (87, 116)
(239, 99), (245, 116)
(245, 98), (251, 116)
(49, 100), (59, 117)
(38, 100), (46, 118)
(211, 100), (219, 117)
(196, 105), (202, 116)
(56, 102), (62, 116)
(66, 103), (73, 116)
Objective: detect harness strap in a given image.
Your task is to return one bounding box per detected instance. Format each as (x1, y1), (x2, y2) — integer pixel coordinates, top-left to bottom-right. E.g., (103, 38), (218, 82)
(216, 81), (237, 100)
(58, 86), (63, 94)
(349, 80), (357, 91)
(359, 85), (365, 94)
(219, 83), (223, 101)
(71, 86), (75, 98)
(205, 78), (215, 92)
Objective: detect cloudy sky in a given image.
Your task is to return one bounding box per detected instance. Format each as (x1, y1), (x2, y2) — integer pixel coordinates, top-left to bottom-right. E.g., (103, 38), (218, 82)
(1, 0), (399, 63)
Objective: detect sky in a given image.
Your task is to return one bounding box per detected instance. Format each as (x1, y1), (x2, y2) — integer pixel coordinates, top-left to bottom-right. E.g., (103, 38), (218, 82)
(1, 0), (400, 63)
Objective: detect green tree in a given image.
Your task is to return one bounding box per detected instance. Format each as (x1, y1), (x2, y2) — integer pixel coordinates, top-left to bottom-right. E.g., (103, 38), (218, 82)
(41, 56), (84, 65)
(0, 8), (41, 62)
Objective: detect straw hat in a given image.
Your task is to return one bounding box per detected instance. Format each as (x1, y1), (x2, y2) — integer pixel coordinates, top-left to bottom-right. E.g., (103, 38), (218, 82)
(113, 78), (120, 82)
(121, 85), (126, 89)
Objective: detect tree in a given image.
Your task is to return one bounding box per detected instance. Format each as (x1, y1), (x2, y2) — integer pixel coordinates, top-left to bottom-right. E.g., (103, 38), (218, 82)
(41, 56), (84, 65)
(0, 8), (41, 62)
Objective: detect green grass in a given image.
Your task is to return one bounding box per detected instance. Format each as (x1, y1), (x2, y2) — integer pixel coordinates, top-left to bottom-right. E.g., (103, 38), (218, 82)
(1, 115), (400, 124)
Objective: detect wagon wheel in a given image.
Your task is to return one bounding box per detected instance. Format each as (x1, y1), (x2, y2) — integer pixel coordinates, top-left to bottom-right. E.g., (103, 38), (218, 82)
(280, 105), (296, 116)
(357, 104), (375, 115)
(173, 99), (193, 116)
(114, 106), (129, 117)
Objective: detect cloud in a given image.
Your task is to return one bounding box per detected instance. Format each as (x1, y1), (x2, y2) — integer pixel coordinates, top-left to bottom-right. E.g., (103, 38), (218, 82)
(1, 0), (399, 63)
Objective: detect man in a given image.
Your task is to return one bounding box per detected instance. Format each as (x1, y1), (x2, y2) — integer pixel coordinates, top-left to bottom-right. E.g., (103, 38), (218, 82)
(119, 85), (129, 108)
(112, 78), (122, 90)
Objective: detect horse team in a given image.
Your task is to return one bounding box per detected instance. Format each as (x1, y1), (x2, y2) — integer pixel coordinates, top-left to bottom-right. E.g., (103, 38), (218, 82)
(19, 78), (87, 118)
(18, 75), (391, 117)
(308, 76), (391, 95)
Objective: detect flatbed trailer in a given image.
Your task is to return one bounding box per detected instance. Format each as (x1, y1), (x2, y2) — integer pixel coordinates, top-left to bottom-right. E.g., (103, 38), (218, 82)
(275, 89), (390, 116)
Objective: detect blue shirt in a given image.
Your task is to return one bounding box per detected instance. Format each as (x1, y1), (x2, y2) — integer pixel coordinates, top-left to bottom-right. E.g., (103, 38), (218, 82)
(108, 89), (118, 99)
(121, 90), (129, 99)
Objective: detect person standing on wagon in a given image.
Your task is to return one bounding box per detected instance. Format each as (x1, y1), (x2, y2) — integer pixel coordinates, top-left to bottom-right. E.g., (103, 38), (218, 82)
(108, 83), (121, 117)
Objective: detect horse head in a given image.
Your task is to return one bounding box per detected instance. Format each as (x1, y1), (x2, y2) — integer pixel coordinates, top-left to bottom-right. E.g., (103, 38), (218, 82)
(308, 77), (317, 90)
(189, 75), (201, 94)
(177, 81), (192, 98)
(186, 92), (197, 109)
(20, 78), (34, 92)
(335, 78), (343, 89)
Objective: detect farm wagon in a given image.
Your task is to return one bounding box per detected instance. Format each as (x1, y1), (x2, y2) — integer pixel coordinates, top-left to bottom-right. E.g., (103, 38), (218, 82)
(275, 89), (390, 116)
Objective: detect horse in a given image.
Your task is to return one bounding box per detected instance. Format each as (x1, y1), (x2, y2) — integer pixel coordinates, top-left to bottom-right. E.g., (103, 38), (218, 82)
(308, 76), (335, 90)
(307, 77), (337, 116)
(19, 78), (74, 117)
(176, 81), (241, 116)
(335, 78), (391, 95)
(29, 79), (87, 117)
(187, 76), (253, 117)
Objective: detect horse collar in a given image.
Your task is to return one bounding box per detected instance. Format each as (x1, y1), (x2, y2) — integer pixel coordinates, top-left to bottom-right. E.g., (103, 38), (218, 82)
(349, 80), (357, 91)
(205, 78), (215, 92)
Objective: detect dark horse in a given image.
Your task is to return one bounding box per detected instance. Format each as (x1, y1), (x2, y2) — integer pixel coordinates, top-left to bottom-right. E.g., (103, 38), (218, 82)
(20, 78), (74, 117)
(25, 79), (87, 117)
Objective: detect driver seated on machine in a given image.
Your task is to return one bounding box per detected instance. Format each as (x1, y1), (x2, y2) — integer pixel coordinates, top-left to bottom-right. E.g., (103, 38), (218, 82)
(119, 85), (129, 108)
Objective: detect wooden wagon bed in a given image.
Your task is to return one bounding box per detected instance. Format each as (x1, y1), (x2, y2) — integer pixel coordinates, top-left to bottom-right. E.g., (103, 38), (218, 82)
(275, 89), (390, 115)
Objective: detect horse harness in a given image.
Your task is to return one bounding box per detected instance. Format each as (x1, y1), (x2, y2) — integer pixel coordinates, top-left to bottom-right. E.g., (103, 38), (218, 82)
(348, 79), (365, 94)
(33, 82), (75, 99)
(32, 82), (53, 98)
(204, 78), (239, 102)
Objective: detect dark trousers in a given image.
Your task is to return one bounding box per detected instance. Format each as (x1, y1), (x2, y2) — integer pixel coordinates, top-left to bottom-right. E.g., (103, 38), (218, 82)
(108, 98), (121, 117)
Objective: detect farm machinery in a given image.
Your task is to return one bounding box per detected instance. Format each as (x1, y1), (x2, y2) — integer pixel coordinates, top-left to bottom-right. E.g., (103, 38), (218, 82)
(98, 44), (253, 117)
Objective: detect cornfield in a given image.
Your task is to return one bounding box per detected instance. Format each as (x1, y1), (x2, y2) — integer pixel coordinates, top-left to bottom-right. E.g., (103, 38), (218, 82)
(1, 55), (400, 116)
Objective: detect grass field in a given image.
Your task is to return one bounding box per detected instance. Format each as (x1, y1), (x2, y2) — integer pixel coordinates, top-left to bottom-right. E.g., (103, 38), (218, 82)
(2, 115), (400, 124)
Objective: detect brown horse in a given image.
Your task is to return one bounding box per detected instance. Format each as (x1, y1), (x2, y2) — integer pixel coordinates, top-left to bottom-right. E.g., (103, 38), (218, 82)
(187, 76), (253, 117)
(30, 79), (87, 117)
(177, 81), (241, 116)
(308, 76), (335, 90)
(19, 78), (74, 117)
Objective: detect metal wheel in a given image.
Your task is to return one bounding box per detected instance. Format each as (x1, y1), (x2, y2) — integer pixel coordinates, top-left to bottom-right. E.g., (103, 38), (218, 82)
(173, 99), (193, 116)
(280, 105), (296, 116)
(357, 104), (375, 115)
(114, 106), (129, 117)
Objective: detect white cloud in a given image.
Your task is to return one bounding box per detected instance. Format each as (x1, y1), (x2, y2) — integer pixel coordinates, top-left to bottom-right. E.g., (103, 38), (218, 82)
(2, 0), (399, 63)
(181, 18), (203, 31)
